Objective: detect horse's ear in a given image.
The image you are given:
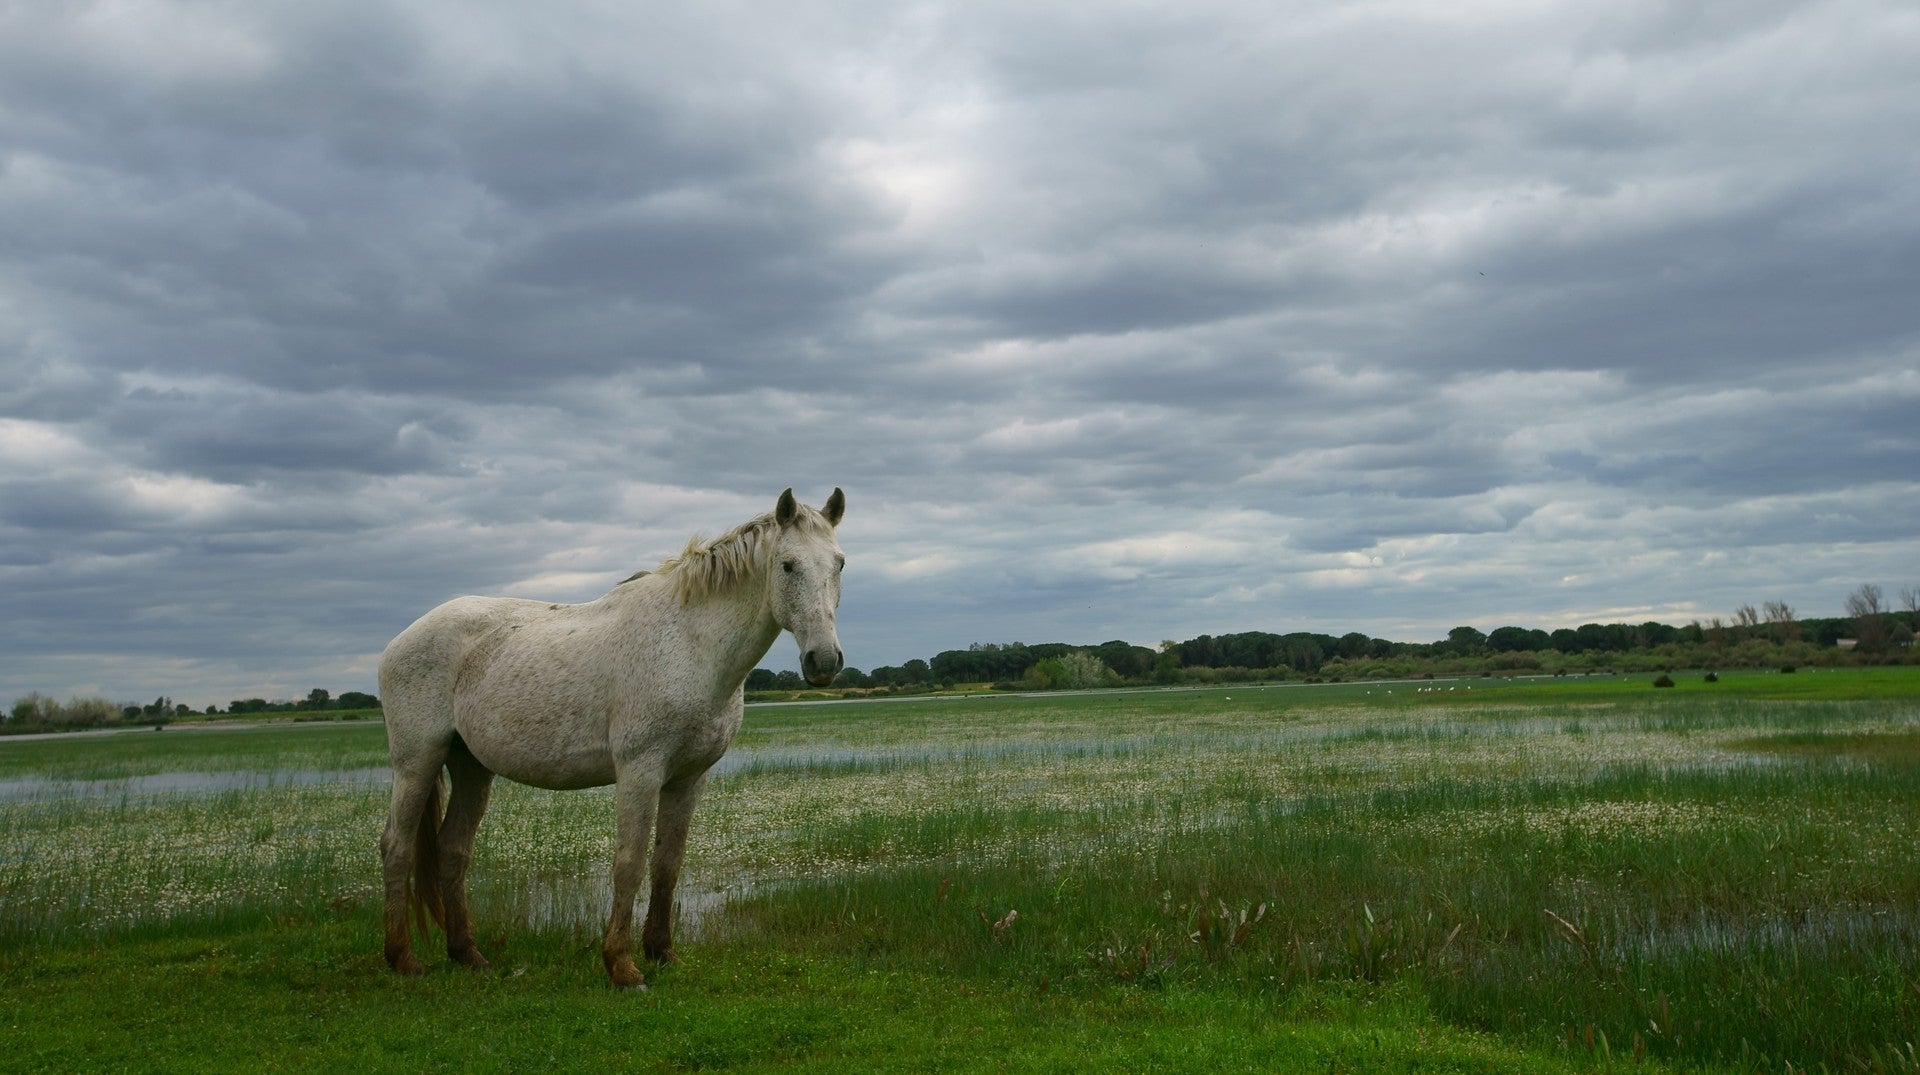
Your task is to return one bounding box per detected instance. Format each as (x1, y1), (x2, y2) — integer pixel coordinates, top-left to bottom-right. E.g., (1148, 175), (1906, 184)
(823, 487), (845, 527)
(776, 488), (798, 528)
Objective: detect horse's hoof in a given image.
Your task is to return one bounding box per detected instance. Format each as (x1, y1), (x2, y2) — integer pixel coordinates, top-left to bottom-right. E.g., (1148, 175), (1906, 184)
(644, 947), (680, 965)
(450, 947), (491, 971)
(615, 979), (650, 993)
(390, 954), (427, 977)
(605, 953), (647, 991)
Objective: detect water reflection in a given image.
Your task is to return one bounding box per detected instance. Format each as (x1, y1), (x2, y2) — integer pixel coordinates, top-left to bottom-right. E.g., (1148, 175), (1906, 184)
(481, 871), (752, 934)
(0, 766), (392, 802)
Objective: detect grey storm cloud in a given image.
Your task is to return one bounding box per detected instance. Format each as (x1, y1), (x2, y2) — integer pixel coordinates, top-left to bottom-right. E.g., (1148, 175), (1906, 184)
(1, 0), (1916, 706)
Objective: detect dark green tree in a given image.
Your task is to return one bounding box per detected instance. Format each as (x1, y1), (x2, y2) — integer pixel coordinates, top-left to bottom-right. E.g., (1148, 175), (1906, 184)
(1443, 626), (1487, 655)
(1153, 645), (1182, 684)
(1487, 626), (1545, 652)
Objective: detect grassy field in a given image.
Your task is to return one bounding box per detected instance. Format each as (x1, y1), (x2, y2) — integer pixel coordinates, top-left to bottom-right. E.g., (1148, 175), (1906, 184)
(3, 668), (1918, 1071)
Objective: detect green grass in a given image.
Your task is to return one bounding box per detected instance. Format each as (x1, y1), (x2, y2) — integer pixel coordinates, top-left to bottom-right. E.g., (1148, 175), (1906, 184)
(0, 721), (390, 780)
(5, 667), (1920, 1070)
(3, 919), (1602, 1073)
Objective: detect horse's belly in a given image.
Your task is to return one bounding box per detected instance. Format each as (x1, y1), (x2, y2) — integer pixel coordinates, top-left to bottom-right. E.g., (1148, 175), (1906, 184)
(457, 718), (615, 790)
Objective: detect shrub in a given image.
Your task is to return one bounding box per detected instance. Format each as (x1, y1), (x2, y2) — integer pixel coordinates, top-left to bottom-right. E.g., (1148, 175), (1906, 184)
(1704, 672), (1719, 683)
(1024, 651), (1114, 690)
(1652, 674), (1676, 688)
(10, 692), (54, 724)
(63, 698), (121, 726)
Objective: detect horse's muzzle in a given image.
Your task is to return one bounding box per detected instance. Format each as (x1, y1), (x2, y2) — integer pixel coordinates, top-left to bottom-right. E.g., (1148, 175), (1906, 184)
(801, 646), (844, 687)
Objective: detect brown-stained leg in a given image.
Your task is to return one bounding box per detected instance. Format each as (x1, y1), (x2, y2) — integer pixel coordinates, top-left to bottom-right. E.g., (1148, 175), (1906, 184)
(642, 772), (709, 964)
(380, 767), (440, 975)
(602, 769), (660, 990)
(438, 740), (495, 969)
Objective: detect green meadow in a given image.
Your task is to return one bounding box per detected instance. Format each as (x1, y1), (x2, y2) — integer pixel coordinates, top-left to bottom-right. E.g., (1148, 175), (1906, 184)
(4, 669), (1918, 1071)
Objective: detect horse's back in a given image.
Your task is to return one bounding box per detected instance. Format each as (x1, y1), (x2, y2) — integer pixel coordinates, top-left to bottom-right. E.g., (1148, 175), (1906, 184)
(380, 593), (633, 789)
(381, 596), (544, 695)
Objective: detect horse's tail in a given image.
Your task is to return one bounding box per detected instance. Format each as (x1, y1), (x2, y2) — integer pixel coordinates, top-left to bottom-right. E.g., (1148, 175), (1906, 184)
(410, 772), (447, 940)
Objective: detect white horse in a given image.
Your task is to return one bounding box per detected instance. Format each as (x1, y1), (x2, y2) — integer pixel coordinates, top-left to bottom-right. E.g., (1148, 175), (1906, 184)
(378, 487), (845, 988)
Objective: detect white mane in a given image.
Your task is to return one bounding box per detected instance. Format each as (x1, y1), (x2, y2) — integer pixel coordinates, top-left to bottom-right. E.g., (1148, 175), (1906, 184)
(640, 505), (837, 605)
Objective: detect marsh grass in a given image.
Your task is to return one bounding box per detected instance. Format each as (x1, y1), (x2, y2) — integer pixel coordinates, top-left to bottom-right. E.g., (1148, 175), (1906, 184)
(1731, 727), (1920, 768)
(4, 669), (1919, 1070)
(721, 749), (1920, 1067)
(713, 676), (1920, 1069)
(0, 721), (390, 781)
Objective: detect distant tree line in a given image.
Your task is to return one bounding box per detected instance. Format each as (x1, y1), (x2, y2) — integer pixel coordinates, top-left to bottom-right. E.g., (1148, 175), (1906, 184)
(747, 584), (1918, 695)
(929, 640), (1160, 684)
(216, 689), (381, 715)
(4, 688), (381, 734)
(747, 660), (943, 691)
(15, 589), (1918, 714)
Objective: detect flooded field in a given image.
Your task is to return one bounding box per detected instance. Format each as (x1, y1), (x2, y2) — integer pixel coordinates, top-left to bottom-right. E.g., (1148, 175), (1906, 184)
(4, 671), (1918, 1069)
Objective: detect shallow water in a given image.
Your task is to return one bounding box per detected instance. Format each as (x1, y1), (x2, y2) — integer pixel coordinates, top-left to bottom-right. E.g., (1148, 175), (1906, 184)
(485, 871), (753, 934)
(0, 710), (1750, 803)
(0, 766), (394, 802)
(0, 739), (1160, 801)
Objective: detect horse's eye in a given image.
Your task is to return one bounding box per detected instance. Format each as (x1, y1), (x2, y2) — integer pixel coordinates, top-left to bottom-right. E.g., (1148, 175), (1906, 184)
(782, 561), (794, 573)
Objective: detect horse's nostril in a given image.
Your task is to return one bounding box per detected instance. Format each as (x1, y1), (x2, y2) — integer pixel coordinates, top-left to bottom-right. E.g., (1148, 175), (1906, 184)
(834, 647), (844, 668)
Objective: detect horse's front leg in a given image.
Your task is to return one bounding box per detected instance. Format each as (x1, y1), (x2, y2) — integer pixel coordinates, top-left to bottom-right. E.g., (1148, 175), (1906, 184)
(603, 770), (661, 990)
(643, 772), (709, 965)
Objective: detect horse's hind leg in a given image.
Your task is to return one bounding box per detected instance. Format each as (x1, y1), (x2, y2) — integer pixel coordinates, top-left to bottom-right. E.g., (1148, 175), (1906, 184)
(642, 772), (709, 965)
(439, 737), (495, 969)
(380, 762), (444, 976)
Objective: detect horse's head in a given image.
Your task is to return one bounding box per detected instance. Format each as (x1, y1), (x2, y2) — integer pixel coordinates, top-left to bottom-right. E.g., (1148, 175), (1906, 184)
(769, 487), (846, 686)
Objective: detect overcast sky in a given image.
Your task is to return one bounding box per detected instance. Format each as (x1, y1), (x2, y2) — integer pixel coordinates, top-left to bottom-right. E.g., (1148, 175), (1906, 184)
(3, 1), (1917, 708)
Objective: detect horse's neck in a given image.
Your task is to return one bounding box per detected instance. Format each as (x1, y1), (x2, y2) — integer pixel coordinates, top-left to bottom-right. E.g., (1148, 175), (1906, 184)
(674, 575), (781, 689)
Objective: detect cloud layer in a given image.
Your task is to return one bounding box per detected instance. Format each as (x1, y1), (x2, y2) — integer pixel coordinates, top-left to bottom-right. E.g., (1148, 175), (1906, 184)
(2, 1), (1916, 705)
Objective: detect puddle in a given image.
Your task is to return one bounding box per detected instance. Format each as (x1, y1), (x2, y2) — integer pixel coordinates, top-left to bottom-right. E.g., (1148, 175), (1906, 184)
(0, 739), (1119, 802)
(1611, 907), (1911, 959)
(708, 734), (1204, 777)
(0, 711), (1773, 803)
(0, 766), (392, 802)
(479, 870), (761, 936)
